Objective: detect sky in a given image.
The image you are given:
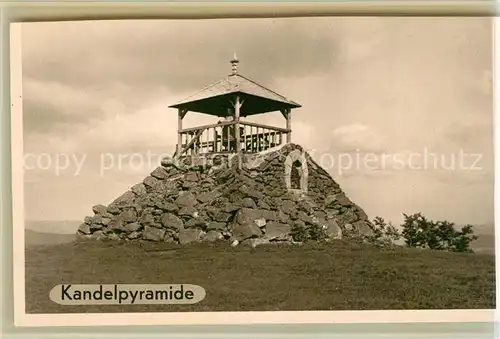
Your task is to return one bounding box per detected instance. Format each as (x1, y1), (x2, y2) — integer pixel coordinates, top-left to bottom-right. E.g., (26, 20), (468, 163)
(20, 17), (494, 233)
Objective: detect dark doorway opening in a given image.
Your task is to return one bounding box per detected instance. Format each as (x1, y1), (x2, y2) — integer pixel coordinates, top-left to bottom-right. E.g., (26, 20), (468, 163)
(290, 160), (302, 189)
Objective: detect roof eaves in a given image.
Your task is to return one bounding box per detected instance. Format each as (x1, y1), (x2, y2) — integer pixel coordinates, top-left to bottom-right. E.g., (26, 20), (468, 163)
(169, 73), (302, 109)
(168, 77), (229, 108)
(235, 73), (301, 107)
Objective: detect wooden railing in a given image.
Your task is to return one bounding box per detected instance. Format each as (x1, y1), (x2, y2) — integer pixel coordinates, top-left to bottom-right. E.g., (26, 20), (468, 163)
(175, 121), (290, 157)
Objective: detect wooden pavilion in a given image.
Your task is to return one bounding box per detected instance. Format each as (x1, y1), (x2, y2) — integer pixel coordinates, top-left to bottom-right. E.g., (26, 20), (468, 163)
(169, 54), (301, 160)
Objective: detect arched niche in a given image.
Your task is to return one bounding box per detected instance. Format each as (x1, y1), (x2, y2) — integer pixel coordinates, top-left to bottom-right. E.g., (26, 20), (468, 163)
(284, 149), (308, 192)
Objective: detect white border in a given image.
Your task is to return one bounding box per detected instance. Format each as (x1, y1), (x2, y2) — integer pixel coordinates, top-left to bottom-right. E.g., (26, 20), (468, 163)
(11, 22), (27, 327)
(16, 310), (496, 327)
(11, 20), (497, 327)
(494, 16), (500, 327)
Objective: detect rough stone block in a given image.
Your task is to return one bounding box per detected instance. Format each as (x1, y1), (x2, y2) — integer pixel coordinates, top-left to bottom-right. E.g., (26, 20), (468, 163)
(142, 226), (166, 241)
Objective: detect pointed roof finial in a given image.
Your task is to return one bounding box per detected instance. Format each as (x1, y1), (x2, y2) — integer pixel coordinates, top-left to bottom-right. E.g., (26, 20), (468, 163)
(230, 53), (239, 75)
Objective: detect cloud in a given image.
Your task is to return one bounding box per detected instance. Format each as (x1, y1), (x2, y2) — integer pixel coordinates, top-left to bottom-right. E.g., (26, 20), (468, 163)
(23, 88), (185, 156)
(20, 17), (494, 227)
(21, 18), (340, 136)
(331, 124), (390, 153)
(22, 18), (339, 94)
(22, 79), (107, 134)
(333, 124), (369, 135)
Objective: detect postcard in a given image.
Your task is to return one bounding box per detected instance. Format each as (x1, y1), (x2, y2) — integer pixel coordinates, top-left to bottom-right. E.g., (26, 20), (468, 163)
(11, 17), (495, 327)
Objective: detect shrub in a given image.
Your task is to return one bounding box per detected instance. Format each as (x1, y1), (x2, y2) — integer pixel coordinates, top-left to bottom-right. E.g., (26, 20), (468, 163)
(365, 213), (478, 253)
(400, 213), (478, 253)
(290, 224), (309, 243)
(308, 224), (327, 242)
(364, 216), (401, 248)
(290, 223), (327, 243)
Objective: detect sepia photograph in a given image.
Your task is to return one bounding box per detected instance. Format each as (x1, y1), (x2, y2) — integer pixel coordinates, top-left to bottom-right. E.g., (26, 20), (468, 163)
(12, 16), (495, 325)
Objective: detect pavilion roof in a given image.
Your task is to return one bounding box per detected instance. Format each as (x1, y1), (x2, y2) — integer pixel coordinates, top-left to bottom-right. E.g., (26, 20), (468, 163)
(169, 58), (301, 117)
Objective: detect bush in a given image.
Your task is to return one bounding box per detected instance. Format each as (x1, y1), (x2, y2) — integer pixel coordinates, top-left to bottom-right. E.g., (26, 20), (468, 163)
(364, 216), (401, 248)
(400, 213), (478, 253)
(308, 224), (328, 242)
(290, 224), (309, 242)
(366, 213), (478, 253)
(290, 224), (327, 243)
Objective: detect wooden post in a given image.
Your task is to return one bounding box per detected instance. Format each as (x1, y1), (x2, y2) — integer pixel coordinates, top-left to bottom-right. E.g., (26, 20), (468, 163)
(234, 95), (242, 170)
(176, 109), (182, 157)
(286, 108), (291, 143)
(280, 108), (292, 143)
(176, 109), (187, 158)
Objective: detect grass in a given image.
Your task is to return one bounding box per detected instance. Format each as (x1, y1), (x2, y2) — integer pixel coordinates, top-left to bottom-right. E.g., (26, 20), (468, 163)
(25, 239), (495, 313)
(25, 229), (76, 247)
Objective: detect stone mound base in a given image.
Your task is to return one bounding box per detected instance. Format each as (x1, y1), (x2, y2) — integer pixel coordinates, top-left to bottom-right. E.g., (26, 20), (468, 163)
(77, 144), (373, 246)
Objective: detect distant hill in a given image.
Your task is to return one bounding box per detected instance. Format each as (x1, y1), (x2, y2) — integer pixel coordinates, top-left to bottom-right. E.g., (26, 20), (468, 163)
(469, 224), (495, 254)
(25, 220), (80, 234)
(25, 229), (76, 247)
(471, 234), (495, 255)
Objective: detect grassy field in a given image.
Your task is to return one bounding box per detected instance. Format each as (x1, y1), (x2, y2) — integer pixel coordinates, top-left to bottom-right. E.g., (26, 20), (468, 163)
(25, 229), (76, 247)
(25, 238), (495, 313)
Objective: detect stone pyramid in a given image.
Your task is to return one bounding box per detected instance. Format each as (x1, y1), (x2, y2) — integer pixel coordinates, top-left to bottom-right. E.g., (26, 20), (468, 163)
(77, 144), (373, 246)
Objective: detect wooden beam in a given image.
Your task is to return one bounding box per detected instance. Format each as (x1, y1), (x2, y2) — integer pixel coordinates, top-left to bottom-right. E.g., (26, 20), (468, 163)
(280, 109), (288, 120)
(287, 109), (291, 143)
(176, 109), (183, 158)
(234, 94), (242, 170)
(281, 108), (292, 143)
(239, 121), (290, 133)
(178, 129), (204, 158)
(176, 109), (189, 157)
(180, 121), (289, 134)
(180, 121), (232, 133)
